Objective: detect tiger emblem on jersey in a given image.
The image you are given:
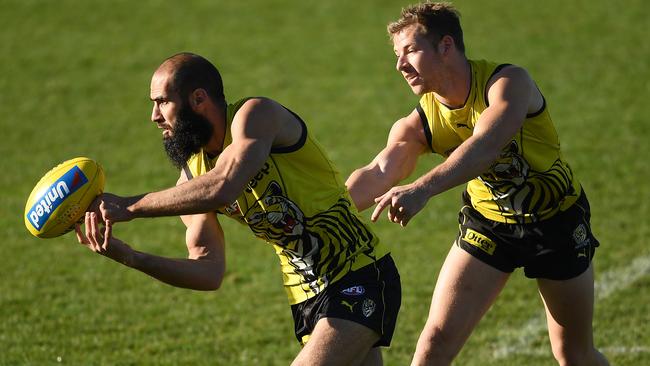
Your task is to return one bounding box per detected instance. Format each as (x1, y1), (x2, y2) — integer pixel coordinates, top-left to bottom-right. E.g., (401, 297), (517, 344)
(479, 141), (575, 222)
(244, 181), (376, 294)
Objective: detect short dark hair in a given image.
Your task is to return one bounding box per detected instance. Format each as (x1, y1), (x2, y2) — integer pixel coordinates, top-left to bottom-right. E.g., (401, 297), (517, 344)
(164, 52), (226, 107)
(388, 2), (465, 53)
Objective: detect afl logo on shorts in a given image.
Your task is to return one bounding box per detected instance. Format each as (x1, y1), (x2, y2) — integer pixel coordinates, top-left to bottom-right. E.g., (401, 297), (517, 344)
(341, 285), (365, 296)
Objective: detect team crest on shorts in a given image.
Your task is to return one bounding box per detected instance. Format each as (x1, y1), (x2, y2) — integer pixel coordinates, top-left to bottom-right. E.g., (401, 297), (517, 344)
(341, 285), (365, 296)
(572, 224), (588, 246)
(362, 298), (376, 317)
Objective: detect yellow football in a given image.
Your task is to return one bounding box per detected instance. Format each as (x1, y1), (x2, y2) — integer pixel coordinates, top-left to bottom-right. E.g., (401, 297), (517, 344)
(24, 157), (105, 238)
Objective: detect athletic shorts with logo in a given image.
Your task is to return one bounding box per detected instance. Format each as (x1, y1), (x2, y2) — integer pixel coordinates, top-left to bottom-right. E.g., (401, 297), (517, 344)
(456, 190), (599, 280)
(290, 254), (401, 347)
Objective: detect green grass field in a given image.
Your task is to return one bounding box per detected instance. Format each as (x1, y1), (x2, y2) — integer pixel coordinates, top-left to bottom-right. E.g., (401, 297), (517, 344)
(2, 0), (649, 364)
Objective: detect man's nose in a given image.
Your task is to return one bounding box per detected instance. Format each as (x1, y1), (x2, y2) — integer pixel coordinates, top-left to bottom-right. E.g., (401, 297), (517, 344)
(396, 55), (408, 72)
(151, 104), (163, 123)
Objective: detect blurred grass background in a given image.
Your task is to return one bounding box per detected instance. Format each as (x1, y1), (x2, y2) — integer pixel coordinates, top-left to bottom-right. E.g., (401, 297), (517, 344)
(1, 0), (649, 364)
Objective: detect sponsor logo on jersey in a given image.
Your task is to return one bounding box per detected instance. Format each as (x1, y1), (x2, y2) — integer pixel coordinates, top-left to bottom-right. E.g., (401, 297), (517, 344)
(362, 298), (376, 317)
(463, 228), (496, 255)
(27, 166), (88, 230)
(341, 285), (365, 296)
(245, 162), (271, 193)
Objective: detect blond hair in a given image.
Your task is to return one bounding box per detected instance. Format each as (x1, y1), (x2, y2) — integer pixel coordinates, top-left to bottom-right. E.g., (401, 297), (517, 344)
(388, 2), (465, 53)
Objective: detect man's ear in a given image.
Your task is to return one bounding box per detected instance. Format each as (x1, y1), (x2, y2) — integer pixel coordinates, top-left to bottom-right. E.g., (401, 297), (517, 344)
(191, 88), (208, 108)
(438, 35), (454, 55)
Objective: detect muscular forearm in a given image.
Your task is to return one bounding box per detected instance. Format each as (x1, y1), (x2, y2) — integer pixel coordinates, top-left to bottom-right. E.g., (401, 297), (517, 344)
(127, 174), (231, 219)
(124, 145), (266, 220)
(415, 134), (500, 198)
(370, 134), (501, 224)
(347, 143), (421, 211)
(347, 166), (399, 211)
(79, 208), (225, 291)
(127, 251), (224, 291)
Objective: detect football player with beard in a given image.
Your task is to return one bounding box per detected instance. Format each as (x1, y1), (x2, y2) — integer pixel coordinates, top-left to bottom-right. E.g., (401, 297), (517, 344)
(75, 52), (401, 366)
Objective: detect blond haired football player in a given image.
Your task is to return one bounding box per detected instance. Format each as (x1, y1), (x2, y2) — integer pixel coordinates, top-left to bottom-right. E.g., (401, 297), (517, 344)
(347, 3), (609, 365)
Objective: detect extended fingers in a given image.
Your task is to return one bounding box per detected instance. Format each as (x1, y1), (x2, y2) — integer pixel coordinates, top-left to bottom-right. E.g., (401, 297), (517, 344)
(371, 190), (407, 224)
(371, 194), (391, 222)
(98, 201), (109, 222)
(85, 212), (103, 252)
(391, 200), (418, 227)
(75, 223), (90, 244)
(386, 197), (413, 226)
(388, 199), (403, 223)
(101, 220), (112, 251)
(372, 187), (418, 226)
(84, 212), (96, 250)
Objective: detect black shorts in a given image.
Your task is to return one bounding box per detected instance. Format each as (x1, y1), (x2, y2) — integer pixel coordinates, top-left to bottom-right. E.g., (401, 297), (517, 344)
(290, 254), (401, 347)
(455, 190), (599, 280)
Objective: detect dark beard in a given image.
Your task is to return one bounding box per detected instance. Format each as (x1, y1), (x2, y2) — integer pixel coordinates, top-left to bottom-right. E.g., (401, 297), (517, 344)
(163, 103), (214, 169)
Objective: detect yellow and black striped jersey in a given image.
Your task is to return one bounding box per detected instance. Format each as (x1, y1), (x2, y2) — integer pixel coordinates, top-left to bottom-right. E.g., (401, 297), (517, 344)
(417, 59), (581, 223)
(185, 98), (388, 304)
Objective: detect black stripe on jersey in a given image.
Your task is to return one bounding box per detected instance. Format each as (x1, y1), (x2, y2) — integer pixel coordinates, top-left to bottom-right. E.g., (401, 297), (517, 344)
(484, 63), (512, 106)
(415, 104), (434, 153)
(526, 95), (546, 118)
(484, 63), (546, 118)
(271, 107), (308, 154)
(269, 155), (289, 197)
(492, 63), (512, 76)
(182, 164), (194, 180)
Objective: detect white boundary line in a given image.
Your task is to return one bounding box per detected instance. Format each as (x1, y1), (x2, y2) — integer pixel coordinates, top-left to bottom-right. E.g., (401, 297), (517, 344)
(493, 346), (650, 358)
(600, 346), (650, 355)
(492, 254), (650, 359)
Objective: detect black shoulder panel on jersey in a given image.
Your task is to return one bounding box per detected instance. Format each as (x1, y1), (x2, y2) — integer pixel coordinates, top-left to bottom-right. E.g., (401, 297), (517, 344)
(484, 63), (513, 107)
(526, 95), (546, 118)
(182, 164), (194, 180)
(416, 104), (435, 153)
(271, 107), (308, 154)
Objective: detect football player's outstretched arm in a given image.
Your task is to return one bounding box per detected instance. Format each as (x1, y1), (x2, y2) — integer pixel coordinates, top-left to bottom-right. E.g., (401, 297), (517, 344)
(95, 98), (296, 222)
(371, 66), (536, 226)
(346, 108), (429, 211)
(75, 210), (226, 291)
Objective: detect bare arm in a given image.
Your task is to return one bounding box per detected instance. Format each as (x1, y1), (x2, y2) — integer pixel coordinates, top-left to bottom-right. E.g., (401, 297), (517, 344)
(346, 108), (428, 211)
(73, 170), (226, 290)
(75, 210), (226, 291)
(97, 98), (297, 222)
(372, 66), (538, 225)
